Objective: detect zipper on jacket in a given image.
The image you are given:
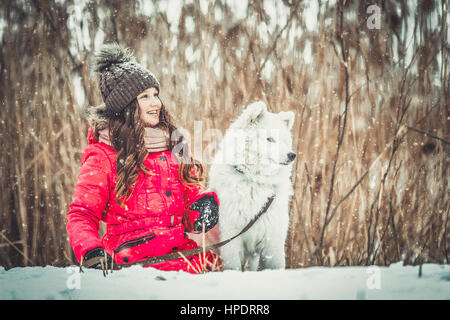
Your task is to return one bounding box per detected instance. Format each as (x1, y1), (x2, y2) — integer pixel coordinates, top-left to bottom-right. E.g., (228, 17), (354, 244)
(114, 233), (156, 253)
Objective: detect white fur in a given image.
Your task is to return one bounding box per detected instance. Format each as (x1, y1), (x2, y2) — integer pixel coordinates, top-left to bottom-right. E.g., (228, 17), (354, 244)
(208, 101), (296, 271)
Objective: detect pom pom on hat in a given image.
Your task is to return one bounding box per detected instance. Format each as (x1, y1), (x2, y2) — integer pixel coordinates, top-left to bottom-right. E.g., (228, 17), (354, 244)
(93, 42), (136, 73)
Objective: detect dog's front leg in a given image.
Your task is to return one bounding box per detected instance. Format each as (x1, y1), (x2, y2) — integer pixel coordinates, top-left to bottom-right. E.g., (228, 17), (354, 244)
(259, 239), (286, 270)
(245, 251), (260, 271)
(220, 239), (245, 271)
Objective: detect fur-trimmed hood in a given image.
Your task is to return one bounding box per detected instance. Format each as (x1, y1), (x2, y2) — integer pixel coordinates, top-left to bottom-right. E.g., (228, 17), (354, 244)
(82, 103), (109, 138)
(81, 103), (109, 144)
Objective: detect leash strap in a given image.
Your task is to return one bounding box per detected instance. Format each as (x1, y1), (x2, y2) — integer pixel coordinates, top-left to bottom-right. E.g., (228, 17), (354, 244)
(115, 194), (276, 269)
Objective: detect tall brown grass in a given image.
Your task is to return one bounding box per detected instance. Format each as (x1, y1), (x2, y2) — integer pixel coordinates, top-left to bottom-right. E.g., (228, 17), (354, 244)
(0, 0), (448, 269)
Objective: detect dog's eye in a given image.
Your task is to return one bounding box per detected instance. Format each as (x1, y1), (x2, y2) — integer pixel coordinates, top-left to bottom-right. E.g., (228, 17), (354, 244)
(267, 137), (275, 142)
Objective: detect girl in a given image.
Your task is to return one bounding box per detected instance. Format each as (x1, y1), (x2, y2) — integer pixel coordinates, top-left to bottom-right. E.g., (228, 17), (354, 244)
(66, 43), (219, 273)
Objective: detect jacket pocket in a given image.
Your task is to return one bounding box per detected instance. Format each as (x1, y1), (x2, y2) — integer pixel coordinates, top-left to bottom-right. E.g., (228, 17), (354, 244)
(114, 233), (156, 254)
(113, 232), (156, 264)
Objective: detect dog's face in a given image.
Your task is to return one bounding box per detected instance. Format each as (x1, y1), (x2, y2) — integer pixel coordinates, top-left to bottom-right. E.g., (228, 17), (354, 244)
(222, 101), (296, 179)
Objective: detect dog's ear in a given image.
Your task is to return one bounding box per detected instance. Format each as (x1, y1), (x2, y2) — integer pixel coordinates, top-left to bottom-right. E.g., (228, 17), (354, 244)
(237, 101), (267, 128)
(279, 111), (295, 130)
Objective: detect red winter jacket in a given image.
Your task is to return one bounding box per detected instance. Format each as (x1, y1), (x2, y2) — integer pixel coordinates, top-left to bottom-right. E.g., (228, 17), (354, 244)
(66, 127), (219, 273)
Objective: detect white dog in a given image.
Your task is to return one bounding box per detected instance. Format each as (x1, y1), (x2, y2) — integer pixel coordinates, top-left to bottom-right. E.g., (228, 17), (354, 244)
(208, 101), (296, 271)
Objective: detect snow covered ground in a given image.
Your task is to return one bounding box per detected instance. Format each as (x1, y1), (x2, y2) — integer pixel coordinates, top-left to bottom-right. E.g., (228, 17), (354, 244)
(0, 262), (449, 300)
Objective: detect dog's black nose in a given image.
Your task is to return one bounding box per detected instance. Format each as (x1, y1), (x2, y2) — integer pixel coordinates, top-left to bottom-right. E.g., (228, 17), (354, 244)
(287, 152), (296, 162)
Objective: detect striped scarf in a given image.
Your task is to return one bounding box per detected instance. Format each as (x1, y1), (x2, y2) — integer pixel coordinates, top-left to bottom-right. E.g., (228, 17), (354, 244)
(97, 127), (169, 153)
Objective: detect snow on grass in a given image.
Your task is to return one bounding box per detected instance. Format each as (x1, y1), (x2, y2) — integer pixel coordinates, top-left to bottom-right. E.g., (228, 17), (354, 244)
(0, 262), (448, 300)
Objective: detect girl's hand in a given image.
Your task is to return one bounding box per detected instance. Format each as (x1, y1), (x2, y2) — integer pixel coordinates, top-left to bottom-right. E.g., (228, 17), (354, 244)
(83, 247), (113, 270)
(190, 195), (219, 233)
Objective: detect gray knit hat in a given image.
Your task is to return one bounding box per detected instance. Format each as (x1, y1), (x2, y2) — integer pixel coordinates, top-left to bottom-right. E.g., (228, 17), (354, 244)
(93, 42), (160, 115)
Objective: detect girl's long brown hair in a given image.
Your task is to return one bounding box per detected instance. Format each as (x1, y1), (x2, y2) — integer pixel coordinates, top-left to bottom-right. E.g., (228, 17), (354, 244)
(107, 99), (204, 206)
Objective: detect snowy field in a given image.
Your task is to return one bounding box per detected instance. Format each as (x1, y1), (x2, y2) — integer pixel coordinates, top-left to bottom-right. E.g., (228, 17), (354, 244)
(0, 262), (449, 300)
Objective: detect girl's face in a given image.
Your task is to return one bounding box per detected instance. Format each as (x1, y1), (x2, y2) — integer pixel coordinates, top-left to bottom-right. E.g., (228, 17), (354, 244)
(137, 87), (162, 127)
